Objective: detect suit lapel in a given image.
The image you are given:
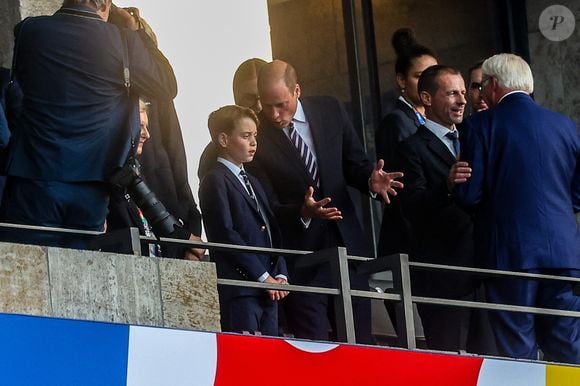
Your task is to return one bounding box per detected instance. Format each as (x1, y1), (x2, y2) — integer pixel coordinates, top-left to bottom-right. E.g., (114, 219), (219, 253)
(251, 174), (274, 217)
(262, 119), (315, 188)
(301, 98), (327, 191)
(418, 126), (456, 166)
(217, 163), (261, 216)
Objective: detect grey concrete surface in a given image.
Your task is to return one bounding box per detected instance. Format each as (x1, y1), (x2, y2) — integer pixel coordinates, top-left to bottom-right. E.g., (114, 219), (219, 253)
(0, 242), (221, 332)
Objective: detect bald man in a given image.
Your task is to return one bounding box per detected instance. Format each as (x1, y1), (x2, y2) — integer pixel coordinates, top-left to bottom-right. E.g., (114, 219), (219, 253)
(247, 60), (403, 343)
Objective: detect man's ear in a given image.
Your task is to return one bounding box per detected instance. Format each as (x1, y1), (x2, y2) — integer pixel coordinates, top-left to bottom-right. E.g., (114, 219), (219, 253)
(419, 91), (431, 107)
(294, 83), (301, 98)
(218, 132), (228, 148)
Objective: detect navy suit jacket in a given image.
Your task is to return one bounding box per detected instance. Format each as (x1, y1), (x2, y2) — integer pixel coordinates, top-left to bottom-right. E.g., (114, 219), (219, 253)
(248, 96), (374, 261)
(6, 6), (176, 182)
(456, 92), (580, 271)
(398, 126), (477, 297)
(199, 163), (287, 299)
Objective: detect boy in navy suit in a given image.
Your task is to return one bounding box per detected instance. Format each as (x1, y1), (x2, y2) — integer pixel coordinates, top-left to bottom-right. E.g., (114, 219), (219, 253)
(199, 105), (289, 336)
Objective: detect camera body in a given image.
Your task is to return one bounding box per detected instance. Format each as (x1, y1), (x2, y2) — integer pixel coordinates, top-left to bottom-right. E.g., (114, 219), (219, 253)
(109, 158), (190, 241)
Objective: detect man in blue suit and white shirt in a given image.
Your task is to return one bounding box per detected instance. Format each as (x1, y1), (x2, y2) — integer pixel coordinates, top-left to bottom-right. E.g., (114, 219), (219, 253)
(450, 53), (580, 364)
(0, 0), (177, 248)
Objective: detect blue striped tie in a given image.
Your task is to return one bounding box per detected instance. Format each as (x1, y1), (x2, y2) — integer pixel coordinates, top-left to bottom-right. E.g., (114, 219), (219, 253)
(288, 123), (319, 187)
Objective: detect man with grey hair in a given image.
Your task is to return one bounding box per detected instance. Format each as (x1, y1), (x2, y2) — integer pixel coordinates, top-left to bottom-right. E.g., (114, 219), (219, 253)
(450, 53), (580, 364)
(0, 0), (177, 248)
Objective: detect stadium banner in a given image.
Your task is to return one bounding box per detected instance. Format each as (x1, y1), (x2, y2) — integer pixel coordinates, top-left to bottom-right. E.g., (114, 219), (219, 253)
(0, 313), (577, 385)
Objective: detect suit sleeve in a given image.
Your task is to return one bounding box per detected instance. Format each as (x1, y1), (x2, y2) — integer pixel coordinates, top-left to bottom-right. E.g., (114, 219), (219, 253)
(455, 118), (486, 207)
(573, 148), (580, 214)
(397, 140), (451, 220)
(0, 104), (9, 148)
(338, 101), (375, 193)
(125, 28), (177, 101)
(246, 156), (305, 228)
(199, 173), (271, 281)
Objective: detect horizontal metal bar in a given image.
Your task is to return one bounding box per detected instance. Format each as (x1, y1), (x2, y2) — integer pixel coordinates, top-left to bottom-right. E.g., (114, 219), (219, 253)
(347, 255), (373, 262)
(0, 222), (102, 236)
(413, 296), (580, 318)
(410, 261), (580, 284)
(216, 278), (340, 295)
(350, 289), (402, 301)
(157, 237), (312, 257)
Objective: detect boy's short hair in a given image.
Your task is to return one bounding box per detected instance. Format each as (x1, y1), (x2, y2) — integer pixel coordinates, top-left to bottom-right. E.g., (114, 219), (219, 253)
(207, 105), (259, 144)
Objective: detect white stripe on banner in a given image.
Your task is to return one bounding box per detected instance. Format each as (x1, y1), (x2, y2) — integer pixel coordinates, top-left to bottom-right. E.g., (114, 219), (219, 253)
(126, 326), (217, 386)
(477, 358), (546, 386)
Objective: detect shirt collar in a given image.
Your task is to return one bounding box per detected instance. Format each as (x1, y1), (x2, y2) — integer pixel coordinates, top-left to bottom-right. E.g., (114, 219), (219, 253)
(57, 5), (102, 20)
(293, 99), (306, 124)
(424, 118), (457, 140)
(498, 90), (528, 104)
(217, 157), (243, 176)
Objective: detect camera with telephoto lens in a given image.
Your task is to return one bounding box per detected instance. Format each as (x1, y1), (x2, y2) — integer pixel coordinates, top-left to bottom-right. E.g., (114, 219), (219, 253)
(108, 158), (190, 241)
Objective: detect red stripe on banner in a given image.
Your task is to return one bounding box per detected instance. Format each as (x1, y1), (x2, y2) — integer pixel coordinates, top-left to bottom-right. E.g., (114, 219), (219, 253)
(214, 334), (483, 386)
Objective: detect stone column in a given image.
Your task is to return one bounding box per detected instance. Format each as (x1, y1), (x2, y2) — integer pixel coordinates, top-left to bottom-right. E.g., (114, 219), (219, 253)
(0, 0), (60, 68)
(527, 1), (579, 123)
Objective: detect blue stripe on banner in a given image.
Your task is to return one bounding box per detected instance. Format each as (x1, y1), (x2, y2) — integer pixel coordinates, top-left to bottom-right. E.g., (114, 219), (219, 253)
(0, 313), (130, 386)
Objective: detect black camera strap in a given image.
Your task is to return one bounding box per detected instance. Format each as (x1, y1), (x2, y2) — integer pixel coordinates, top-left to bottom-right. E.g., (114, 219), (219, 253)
(118, 28), (137, 159)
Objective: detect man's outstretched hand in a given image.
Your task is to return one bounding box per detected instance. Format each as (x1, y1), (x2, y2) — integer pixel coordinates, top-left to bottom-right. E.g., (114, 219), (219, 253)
(369, 159), (404, 204)
(300, 186), (343, 221)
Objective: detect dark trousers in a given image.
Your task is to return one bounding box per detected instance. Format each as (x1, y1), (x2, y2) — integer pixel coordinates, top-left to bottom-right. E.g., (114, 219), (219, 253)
(220, 295), (278, 336)
(417, 294), (474, 352)
(486, 269), (580, 364)
(283, 262), (372, 344)
(0, 177), (108, 249)
(417, 288), (498, 355)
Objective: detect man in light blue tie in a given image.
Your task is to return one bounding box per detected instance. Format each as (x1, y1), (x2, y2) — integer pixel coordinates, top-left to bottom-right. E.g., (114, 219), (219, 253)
(395, 65), (495, 354)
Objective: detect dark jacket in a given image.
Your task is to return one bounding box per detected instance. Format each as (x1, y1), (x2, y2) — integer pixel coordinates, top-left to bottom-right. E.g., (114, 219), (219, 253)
(6, 5), (177, 182)
(200, 162), (287, 299)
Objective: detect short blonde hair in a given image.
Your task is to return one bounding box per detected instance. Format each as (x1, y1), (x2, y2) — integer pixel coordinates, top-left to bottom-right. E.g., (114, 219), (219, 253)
(482, 53), (534, 94)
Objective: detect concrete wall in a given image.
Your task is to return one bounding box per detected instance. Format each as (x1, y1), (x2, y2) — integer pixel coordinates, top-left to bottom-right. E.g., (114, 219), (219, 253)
(267, 0), (578, 124)
(0, 0), (60, 68)
(268, 0), (351, 100)
(267, 0), (498, 104)
(527, 1), (579, 123)
(0, 242), (221, 331)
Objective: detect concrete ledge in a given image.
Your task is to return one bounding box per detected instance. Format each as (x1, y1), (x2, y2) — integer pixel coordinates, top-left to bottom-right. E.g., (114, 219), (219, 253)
(0, 242), (221, 332)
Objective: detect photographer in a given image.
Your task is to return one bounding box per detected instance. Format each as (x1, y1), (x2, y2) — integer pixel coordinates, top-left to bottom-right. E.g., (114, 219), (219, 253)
(111, 7), (205, 260)
(107, 99), (204, 260)
(0, 0), (177, 249)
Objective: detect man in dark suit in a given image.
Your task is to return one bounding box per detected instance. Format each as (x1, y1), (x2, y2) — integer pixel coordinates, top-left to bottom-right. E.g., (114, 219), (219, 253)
(0, 0), (176, 248)
(397, 65), (483, 352)
(200, 105), (288, 336)
(248, 60), (403, 343)
(452, 53), (580, 364)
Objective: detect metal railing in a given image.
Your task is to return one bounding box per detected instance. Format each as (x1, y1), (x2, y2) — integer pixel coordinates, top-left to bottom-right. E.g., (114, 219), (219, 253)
(2, 222), (580, 353)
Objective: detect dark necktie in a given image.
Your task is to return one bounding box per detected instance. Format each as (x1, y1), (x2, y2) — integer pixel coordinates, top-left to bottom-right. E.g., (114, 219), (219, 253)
(239, 169), (258, 210)
(445, 130), (460, 159)
(287, 123), (319, 186)
(239, 169), (271, 245)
